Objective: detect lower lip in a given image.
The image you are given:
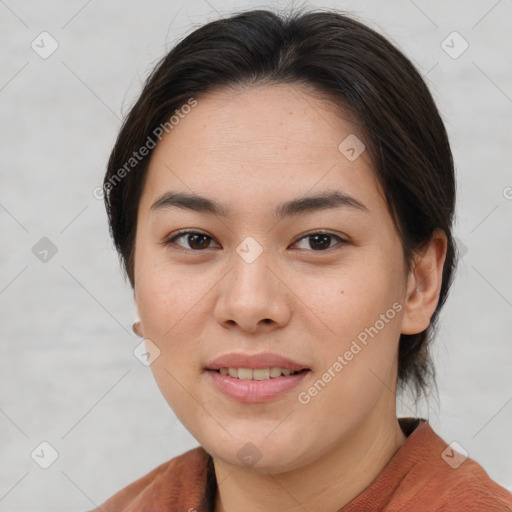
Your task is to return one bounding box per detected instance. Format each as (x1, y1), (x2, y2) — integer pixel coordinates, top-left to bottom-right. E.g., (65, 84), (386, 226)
(206, 370), (310, 403)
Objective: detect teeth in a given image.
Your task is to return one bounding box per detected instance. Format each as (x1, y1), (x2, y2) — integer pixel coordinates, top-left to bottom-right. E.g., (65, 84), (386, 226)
(218, 367), (300, 380)
(253, 368), (270, 380)
(237, 368), (253, 380)
(270, 367), (283, 378)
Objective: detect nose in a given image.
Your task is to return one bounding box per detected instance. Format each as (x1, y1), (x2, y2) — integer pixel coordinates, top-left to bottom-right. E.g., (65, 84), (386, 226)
(214, 247), (291, 334)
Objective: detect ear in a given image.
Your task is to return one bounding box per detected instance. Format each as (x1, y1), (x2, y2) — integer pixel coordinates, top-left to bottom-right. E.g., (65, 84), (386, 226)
(401, 229), (448, 335)
(132, 291), (144, 338)
(132, 321), (144, 337)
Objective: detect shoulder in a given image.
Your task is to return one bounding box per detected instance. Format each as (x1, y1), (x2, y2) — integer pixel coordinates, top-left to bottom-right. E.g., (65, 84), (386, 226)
(343, 419), (512, 512)
(90, 446), (211, 512)
(396, 419), (512, 512)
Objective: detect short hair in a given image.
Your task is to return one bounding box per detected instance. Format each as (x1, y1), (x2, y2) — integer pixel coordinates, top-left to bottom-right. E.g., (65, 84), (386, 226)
(103, 8), (457, 399)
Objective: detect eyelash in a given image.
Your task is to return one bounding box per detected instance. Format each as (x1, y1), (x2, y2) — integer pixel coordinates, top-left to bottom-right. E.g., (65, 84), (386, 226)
(162, 229), (348, 252)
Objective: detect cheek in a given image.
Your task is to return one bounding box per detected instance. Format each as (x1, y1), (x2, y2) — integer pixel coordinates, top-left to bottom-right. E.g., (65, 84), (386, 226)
(297, 300), (403, 430)
(134, 260), (210, 427)
(297, 260), (402, 337)
(135, 250), (207, 336)
(295, 257), (404, 389)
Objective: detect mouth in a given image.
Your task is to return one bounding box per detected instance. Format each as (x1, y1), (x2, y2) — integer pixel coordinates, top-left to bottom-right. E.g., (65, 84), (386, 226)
(204, 352), (311, 403)
(206, 351), (310, 374)
(210, 367), (310, 380)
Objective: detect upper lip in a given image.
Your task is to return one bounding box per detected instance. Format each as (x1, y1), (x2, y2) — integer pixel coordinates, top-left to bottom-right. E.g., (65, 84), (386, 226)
(206, 352), (310, 372)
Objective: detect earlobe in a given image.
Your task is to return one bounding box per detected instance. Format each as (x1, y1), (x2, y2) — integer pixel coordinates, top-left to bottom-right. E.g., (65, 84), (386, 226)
(133, 290), (144, 337)
(132, 321), (144, 337)
(401, 229), (448, 335)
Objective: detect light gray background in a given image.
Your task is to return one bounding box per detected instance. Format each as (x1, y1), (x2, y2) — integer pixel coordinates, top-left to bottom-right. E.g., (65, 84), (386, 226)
(1, 0), (511, 510)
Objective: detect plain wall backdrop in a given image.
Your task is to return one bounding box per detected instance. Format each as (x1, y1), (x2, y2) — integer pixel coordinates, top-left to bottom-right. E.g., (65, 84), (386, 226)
(1, 0), (511, 510)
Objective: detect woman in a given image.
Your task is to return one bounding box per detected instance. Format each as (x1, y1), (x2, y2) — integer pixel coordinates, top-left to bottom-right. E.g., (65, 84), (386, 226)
(94, 8), (512, 512)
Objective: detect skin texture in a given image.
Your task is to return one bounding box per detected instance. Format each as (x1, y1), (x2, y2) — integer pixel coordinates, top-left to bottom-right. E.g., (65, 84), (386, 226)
(133, 84), (447, 512)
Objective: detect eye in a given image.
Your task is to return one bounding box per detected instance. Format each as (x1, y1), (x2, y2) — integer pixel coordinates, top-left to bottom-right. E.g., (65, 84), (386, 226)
(164, 230), (218, 251)
(163, 230), (348, 252)
(293, 232), (347, 251)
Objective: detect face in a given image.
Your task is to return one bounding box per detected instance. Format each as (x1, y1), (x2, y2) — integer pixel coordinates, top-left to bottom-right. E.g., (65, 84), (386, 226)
(133, 84), (410, 473)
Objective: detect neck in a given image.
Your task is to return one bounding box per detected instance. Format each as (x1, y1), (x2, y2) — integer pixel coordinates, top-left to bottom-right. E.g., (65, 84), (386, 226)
(213, 404), (407, 512)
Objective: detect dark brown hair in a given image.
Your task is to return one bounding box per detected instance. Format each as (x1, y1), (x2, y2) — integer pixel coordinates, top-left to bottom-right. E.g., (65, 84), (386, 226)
(103, 8), (457, 398)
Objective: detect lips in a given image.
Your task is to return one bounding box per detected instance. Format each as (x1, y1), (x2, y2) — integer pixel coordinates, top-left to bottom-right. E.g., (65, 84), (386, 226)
(205, 352), (311, 403)
(206, 352), (310, 373)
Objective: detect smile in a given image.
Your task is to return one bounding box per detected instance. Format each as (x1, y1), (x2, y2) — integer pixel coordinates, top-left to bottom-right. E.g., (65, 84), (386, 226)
(216, 367), (302, 380)
(206, 368), (310, 403)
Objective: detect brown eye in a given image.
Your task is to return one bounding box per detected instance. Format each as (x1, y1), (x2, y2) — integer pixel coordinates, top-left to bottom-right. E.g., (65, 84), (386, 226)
(294, 232), (346, 251)
(165, 231), (217, 250)
(185, 233), (212, 250)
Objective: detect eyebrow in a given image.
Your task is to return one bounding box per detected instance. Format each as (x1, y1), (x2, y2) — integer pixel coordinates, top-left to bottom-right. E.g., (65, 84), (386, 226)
(150, 190), (368, 220)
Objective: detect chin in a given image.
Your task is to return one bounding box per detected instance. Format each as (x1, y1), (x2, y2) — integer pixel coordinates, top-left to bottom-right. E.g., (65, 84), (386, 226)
(202, 429), (314, 475)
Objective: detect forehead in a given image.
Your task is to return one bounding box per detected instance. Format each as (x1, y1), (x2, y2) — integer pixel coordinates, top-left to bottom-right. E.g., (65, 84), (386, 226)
(141, 83), (381, 213)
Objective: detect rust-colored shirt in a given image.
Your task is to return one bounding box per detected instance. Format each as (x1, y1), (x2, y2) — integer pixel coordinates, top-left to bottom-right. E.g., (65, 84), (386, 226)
(94, 418), (512, 511)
